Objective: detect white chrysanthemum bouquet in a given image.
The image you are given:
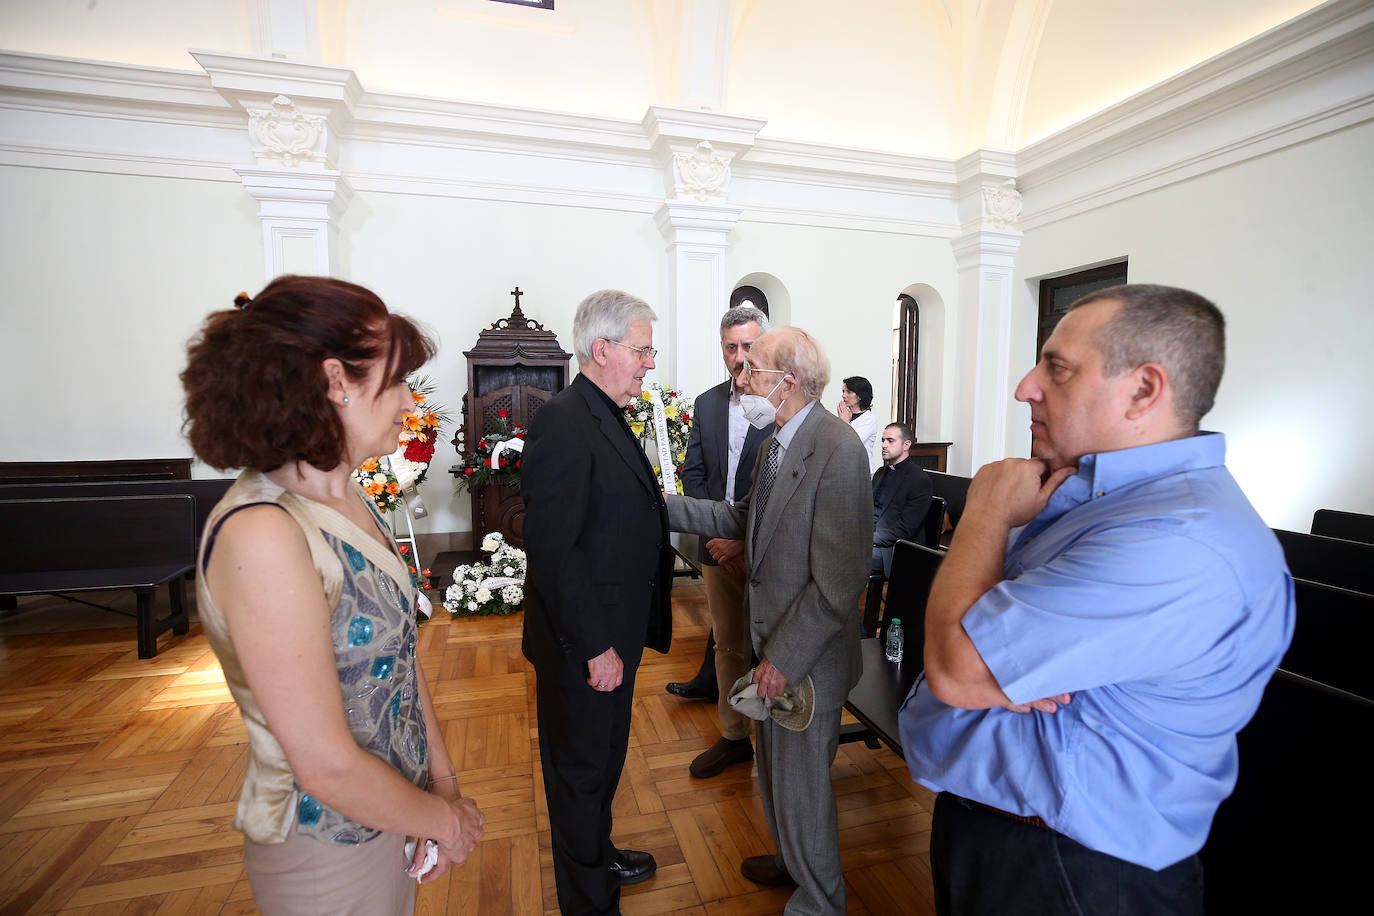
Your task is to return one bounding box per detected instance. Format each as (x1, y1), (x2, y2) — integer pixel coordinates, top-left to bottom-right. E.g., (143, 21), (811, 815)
(443, 531), (527, 616)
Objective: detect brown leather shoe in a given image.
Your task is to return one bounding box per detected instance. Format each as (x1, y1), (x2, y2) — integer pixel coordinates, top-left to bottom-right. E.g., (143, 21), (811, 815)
(740, 853), (794, 887)
(689, 737), (753, 779)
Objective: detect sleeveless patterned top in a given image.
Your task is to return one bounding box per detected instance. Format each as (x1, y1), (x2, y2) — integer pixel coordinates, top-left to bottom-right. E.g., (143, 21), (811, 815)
(197, 471), (428, 846)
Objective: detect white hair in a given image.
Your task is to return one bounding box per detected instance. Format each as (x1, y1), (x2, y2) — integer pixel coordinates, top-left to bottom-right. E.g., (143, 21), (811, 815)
(572, 290), (657, 365)
(755, 326), (830, 401)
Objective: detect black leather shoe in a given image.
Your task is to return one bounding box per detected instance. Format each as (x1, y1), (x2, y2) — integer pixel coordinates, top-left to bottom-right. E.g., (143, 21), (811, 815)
(689, 737), (754, 779)
(741, 853), (794, 887)
(665, 680), (718, 702)
(610, 849), (657, 885)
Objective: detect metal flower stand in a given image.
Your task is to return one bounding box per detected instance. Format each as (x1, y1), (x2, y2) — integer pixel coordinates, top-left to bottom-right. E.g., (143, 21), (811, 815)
(382, 456), (433, 621)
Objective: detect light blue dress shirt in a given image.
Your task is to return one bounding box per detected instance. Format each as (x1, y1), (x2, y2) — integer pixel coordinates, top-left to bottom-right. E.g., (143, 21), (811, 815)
(899, 432), (1294, 870)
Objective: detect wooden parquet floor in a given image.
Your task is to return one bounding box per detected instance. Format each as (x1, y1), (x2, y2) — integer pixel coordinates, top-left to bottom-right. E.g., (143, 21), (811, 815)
(0, 583), (937, 915)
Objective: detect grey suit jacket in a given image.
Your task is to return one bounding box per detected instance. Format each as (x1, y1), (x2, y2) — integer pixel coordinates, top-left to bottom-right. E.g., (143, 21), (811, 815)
(666, 403), (874, 712)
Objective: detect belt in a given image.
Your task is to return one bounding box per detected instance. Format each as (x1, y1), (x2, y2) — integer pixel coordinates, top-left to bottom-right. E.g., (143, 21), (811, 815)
(969, 797), (1050, 831)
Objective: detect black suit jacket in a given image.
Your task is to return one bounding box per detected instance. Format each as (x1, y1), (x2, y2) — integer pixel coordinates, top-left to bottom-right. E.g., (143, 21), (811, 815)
(521, 374), (673, 678)
(679, 379), (769, 565)
(872, 459), (934, 573)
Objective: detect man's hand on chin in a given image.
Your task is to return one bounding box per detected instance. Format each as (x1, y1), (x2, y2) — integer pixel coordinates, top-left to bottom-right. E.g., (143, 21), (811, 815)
(967, 458), (1076, 530)
(586, 647), (623, 692)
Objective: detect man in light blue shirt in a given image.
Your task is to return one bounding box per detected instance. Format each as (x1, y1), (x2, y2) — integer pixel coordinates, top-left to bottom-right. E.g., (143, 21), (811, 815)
(900, 284), (1293, 915)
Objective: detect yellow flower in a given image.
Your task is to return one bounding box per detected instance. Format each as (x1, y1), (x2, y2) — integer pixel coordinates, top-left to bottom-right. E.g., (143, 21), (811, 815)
(665, 405), (677, 419)
(640, 391), (651, 401)
(630, 421), (645, 436)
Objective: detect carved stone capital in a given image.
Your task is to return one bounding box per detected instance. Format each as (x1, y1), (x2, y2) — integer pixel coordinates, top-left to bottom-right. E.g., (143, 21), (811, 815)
(981, 178), (1023, 230)
(671, 140), (731, 203)
(247, 95), (327, 168)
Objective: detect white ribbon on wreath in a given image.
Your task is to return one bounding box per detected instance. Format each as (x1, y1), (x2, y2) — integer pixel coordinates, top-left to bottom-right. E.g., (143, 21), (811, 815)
(486, 436), (525, 469)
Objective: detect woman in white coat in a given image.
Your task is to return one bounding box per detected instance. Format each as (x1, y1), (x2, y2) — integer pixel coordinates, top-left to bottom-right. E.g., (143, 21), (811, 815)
(837, 375), (879, 472)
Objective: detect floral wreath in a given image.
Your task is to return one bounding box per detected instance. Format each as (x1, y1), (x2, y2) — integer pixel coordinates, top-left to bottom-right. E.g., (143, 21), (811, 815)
(454, 409), (525, 492)
(624, 385), (694, 494)
(353, 376), (451, 514)
(444, 532), (526, 616)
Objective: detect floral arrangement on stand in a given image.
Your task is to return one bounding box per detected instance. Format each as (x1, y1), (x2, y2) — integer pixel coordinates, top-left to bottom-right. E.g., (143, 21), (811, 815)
(444, 532), (527, 616)
(352, 377), (451, 600)
(453, 409), (525, 492)
(624, 385), (694, 494)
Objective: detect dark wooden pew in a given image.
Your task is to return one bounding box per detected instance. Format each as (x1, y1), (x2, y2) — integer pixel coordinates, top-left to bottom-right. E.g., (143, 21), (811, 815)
(0, 495), (196, 658)
(0, 478), (234, 556)
(862, 497), (945, 636)
(924, 470), (971, 531)
(1311, 508), (1374, 546)
(1272, 527), (1374, 595)
(845, 539), (944, 756)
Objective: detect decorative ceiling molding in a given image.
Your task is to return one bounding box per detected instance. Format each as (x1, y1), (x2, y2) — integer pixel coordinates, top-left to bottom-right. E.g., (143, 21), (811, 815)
(1017, 0), (1374, 229)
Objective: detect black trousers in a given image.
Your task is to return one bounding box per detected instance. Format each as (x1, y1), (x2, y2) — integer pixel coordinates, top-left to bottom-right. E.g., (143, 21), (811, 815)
(931, 793), (1204, 916)
(535, 664), (637, 916)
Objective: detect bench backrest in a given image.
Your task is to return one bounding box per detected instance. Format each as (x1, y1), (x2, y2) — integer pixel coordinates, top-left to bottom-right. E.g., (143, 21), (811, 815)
(883, 539), (945, 677)
(1281, 578), (1374, 701)
(0, 495), (196, 573)
(0, 479), (233, 551)
(924, 470), (971, 530)
(1311, 508), (1374, 546)
(921, 496), (946, 550)
(1272, 527), (1374, 595)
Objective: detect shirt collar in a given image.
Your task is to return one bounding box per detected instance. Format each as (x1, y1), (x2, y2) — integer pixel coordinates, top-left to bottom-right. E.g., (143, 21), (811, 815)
(774, 399), (816, 451)
(1037, 432), (1226, 527)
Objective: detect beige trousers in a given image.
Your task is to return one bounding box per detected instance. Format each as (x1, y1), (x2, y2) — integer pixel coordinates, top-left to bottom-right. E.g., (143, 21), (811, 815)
(703, 562), (752, 741)
(243, 830), (415, 916)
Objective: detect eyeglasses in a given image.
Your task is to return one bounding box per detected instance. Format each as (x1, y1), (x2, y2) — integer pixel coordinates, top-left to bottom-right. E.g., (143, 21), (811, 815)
(604, 339), (657, 361)
(740, 361), (788, 382)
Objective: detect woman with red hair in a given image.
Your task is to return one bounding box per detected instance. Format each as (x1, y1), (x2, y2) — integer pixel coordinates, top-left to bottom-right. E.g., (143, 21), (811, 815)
(182, 276), (483, 914)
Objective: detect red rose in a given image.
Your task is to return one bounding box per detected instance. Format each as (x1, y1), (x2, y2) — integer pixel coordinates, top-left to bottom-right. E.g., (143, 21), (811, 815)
(404, 438), (434, 462)
(682, 413), (690, 423)
(515, 458), (520, 468)
(479, 439), (488, 449)
(515, 432), (525, 440)
(465, 468), (475, 477)
(399, 545), (410, 555)
(499, 457), (507, 467)
(497, 409), (510, 418)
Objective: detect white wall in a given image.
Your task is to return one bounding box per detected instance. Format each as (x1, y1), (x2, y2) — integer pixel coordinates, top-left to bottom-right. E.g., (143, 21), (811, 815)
(1012, 120), (1374, 530)
(726, 221), (958, 442)
(0, 166), (260, 463)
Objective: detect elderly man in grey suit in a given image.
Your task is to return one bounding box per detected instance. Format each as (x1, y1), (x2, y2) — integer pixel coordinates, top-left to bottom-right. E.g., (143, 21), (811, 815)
(666, 326), (873, 916)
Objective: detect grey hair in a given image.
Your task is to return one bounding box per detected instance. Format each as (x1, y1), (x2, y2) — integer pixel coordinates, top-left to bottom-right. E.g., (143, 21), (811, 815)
(755, 326), (830, 402)
(572, 290), (657, 365)
(1072, 283), (1225, 430)
(720, 305), (769, 334)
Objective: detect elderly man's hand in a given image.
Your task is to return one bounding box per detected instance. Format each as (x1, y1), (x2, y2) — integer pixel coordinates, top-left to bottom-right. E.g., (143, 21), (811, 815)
(707, 538), (747, 576)
(586, 646), (623, 692)
(966, 458), (1076, 530)
(752, 657), (789, 700)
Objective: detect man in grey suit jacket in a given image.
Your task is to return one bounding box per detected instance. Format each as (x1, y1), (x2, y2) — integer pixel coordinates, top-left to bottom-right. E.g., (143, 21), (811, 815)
(674, 305), (771, 778)
(667, 326), (873, 916)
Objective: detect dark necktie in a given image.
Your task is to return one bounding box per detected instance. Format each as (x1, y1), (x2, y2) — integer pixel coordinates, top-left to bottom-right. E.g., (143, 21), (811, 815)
(752, 438), (781, 551)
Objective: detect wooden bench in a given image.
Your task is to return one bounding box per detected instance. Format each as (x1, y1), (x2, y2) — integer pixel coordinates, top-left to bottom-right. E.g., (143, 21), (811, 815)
(1273, 527), (1374, 595)
(0, 495), (197, 658)
(1311, 508), (1374, 546)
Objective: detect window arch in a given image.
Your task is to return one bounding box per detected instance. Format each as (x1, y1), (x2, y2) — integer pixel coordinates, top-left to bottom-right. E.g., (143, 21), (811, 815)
(892, 294), (918, 426)
(730, 285), (769, 316)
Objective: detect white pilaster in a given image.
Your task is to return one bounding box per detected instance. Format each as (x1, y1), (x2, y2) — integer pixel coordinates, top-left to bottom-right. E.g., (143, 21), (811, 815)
(234, 166), (352, 279)
(192, 51), (361, 280)
(644, 107), (765, 398)
(948, 150), (1024, 474)
(655, 200), (746, 399)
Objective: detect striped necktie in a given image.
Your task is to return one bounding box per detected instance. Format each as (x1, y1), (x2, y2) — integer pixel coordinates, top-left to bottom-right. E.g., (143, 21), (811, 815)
(752, 438), (781, 551)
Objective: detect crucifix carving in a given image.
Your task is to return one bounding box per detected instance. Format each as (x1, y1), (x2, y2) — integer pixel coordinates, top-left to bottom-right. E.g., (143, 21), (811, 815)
(510, 286), (526, 322)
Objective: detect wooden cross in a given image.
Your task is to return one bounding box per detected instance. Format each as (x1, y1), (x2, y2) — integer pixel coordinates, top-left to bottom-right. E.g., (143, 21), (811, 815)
(510, 287), (523, 308)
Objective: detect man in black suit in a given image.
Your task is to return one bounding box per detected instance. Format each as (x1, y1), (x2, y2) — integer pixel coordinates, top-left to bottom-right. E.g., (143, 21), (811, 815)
(669, 305), (771, 779)
(521, 289), (674, 915)
(872, 422), (934, 576)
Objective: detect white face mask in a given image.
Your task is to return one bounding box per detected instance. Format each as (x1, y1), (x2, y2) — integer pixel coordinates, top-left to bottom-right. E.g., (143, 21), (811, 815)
(740, 374), (788, 429)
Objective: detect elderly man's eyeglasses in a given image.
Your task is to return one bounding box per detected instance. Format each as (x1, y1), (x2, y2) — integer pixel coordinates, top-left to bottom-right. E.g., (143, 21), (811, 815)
(740, 361), (788, 382)
(603, 338), (658, 361)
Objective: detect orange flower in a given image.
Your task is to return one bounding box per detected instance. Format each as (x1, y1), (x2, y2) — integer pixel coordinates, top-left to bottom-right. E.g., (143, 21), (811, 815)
(361, 458), (379, 472)
(424, 411), (438, 425)
(386, 481), (400, 495)
(403, 414), (422, 432)
(365, 482), (383, 496)
(411, 390), (426, 404)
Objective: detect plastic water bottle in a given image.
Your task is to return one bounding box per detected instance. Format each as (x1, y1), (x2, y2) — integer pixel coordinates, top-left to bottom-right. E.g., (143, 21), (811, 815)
(885, 618), (904, 663)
